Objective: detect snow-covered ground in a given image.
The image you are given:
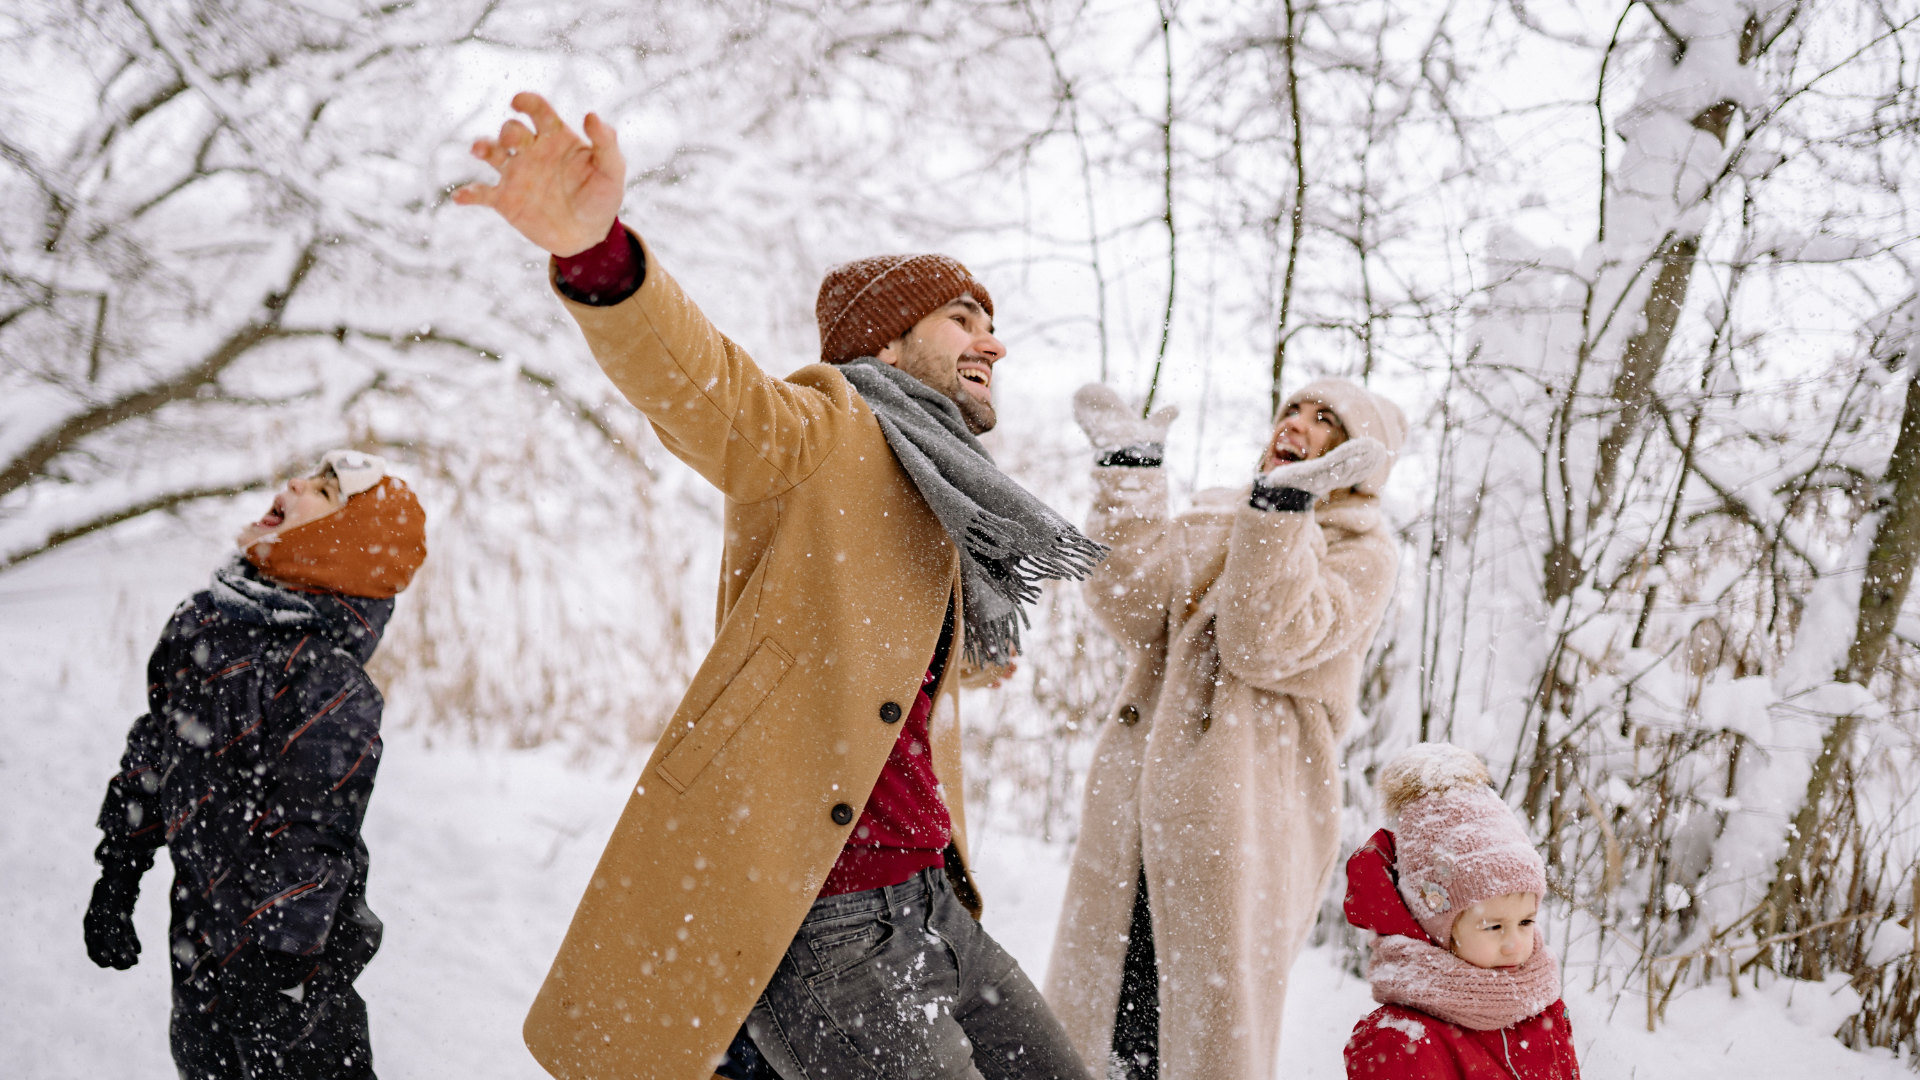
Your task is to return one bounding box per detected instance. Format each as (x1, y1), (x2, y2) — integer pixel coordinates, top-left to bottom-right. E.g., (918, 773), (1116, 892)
(2, 525), (1908, 1077)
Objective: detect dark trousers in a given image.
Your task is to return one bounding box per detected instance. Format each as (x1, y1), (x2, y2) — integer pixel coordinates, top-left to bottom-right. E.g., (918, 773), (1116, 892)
(170, 975), (373, 1080)
(724, 866), (1089, 1080)
(1110, 865), (1159, 1080)
(168, 882), (380, 1080)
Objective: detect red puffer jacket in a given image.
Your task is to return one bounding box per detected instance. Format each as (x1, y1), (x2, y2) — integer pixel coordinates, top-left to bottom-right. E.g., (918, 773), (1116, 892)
(1342, 830), (1581, 1080)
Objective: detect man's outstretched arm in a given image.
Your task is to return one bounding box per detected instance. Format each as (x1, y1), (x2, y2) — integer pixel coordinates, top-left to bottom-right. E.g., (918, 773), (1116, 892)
(455, 94), (846, 502)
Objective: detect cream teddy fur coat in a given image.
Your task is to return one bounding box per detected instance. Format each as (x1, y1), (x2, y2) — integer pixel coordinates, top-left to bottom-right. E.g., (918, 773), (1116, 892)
(1044, 464), (1397, 1080)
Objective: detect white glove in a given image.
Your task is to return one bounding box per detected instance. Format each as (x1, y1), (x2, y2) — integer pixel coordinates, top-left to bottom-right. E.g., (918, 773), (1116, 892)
(1073, 383), (1179, 455)
(1258, 436), (1387, 498)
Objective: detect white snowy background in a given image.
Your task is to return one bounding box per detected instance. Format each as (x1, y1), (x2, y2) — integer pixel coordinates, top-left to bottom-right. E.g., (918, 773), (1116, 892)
(7, 0), (1920, 1075)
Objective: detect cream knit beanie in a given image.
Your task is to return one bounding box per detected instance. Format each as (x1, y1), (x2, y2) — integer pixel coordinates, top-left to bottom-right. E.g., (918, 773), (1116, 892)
(1281, 378), (1407, 495)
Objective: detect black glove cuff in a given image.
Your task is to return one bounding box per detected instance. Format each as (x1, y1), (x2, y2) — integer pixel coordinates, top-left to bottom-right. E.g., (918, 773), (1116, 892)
(1097, 445), (1164, 468)
(1249, 481), (1314, 513)
(94, 838), (155, 881)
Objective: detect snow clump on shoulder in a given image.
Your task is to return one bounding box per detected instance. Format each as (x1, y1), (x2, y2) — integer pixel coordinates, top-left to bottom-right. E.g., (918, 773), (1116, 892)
(1379, 742), (1492, 816)
(1374, 1010), (1428, 1043)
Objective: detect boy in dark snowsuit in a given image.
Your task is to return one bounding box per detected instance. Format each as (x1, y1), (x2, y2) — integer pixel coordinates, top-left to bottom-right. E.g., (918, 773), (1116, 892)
(84, 451), (427, 1080)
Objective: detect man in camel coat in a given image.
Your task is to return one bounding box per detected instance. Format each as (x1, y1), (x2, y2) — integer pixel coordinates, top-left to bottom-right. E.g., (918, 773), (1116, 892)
(1044, 379), (1405, 1080)
(455, 94), (1099, 1080)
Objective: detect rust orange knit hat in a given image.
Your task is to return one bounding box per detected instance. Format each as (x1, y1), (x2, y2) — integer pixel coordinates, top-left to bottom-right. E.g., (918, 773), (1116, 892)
(248, 475), (428, 598)
(815, 254), (994, 363)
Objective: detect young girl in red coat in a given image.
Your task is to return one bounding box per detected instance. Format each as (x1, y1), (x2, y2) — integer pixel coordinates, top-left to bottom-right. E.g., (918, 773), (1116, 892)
(1343, 744), (1581, 1079)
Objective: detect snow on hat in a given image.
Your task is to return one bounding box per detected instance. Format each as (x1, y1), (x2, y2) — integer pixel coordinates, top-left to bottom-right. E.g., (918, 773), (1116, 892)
(319, 449), (388, 498)
(815, 254), (994, 364)
(248, 456), (427, 599)
(1380, 742), (1547, 946)
(1282, 378), (1407, 495)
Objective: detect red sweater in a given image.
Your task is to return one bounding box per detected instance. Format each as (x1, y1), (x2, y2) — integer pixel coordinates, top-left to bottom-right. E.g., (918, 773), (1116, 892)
(818, 664), (952, 894)
(558, 226), (955, 896)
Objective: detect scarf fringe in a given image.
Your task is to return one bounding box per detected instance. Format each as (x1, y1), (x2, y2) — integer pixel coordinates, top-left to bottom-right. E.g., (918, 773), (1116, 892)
(961, 609), (1025, 669)
(966, 525), (1108, 606)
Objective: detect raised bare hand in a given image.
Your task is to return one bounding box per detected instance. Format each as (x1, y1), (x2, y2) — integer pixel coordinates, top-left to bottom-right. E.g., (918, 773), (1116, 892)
(452, 92), (625, 258)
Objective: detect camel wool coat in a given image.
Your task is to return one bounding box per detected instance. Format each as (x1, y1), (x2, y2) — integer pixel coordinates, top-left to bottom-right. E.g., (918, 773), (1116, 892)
(1044, 464), (1397, 1080)
(522, 234), (979, 1080)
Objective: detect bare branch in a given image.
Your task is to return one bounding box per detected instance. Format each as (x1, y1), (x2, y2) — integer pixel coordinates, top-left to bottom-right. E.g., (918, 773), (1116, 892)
(0, 242), (320, 501)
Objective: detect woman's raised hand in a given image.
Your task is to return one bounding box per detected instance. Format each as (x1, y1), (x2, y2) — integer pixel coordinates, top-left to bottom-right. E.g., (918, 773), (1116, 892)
(1073, 383), (1179, 455)
(1259, 436), (1388, 497)
(453, 93), (626, 258)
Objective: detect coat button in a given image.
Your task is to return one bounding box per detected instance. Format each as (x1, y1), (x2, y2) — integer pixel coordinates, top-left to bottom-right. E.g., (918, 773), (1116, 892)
(831, 803), (854, 826)
(879, 701), (902, 724)
(1117, 703), (1141, 726)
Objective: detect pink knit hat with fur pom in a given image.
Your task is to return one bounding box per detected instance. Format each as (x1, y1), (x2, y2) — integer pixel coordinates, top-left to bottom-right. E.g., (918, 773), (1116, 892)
(1381, 743), (1546, 945)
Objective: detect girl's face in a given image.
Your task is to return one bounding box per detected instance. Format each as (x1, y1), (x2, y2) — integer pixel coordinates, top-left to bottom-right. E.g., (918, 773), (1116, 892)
(1262, 399), (1346, 470)
(236, 470), (345, 552)
(1449, 892), (1539, 969)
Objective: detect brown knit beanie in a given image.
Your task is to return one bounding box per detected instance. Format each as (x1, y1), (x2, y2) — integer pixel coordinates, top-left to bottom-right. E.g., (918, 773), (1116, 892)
(815, 254), (994, 363)
(248, 475), (428, 598)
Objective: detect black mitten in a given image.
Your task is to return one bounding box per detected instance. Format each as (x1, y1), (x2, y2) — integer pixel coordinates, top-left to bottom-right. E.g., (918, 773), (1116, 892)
(83, 872), (142, 970)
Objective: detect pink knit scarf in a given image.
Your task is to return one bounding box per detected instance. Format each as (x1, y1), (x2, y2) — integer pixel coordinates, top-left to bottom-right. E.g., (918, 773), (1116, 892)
(1367, 934), (1561, 1031)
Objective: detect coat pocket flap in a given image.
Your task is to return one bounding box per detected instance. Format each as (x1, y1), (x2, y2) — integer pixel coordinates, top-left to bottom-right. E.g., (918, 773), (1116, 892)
(656, 639), (794, 793)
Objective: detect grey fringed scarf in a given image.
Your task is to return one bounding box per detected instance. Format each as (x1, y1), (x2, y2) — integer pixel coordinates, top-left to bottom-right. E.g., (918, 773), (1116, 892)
(839, 358), (1108, 667)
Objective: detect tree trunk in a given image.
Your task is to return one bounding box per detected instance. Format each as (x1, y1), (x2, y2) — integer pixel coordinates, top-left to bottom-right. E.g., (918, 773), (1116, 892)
(1268, 0), (1307, 420)
(1762, 360), (1920, 934)
(1142, 1), (1176, 416)
(1538, 12), (1757, 604)
(1848, 368), (1920, 684)
(1585, 233), (1701, 527)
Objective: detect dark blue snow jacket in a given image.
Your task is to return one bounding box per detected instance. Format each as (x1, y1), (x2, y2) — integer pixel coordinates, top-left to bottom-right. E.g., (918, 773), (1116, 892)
(95, 559), (393, 974)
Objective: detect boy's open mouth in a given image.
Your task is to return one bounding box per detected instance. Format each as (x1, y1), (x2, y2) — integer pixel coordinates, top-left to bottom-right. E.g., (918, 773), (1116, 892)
(255, 496), (287, 529)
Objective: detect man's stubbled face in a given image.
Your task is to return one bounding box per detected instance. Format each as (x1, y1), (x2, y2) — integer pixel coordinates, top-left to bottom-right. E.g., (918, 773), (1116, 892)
(879, 297), (1004, 436)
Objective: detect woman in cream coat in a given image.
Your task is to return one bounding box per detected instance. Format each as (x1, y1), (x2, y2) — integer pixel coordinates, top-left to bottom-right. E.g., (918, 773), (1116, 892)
(1045, 378), (1405, 1080)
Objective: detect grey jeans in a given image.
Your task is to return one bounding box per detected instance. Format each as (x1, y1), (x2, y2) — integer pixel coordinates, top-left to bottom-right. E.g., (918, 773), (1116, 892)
(743, 867), (1089, 1080)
